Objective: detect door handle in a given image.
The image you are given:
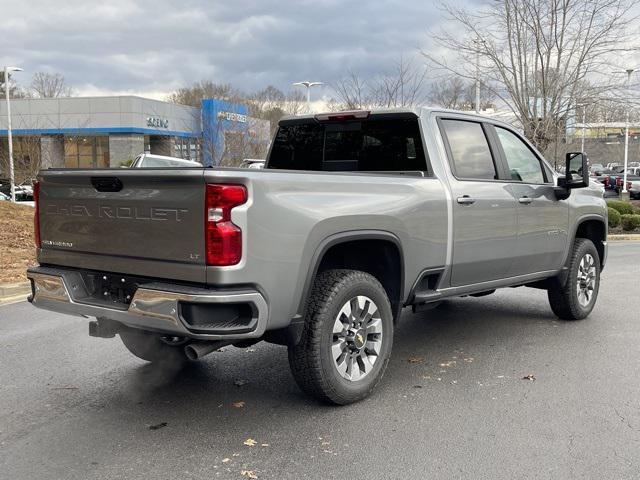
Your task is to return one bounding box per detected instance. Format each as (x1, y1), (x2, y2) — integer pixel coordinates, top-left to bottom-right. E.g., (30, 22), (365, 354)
(518, 196), (533, 205)
(457, 195), (476, 205)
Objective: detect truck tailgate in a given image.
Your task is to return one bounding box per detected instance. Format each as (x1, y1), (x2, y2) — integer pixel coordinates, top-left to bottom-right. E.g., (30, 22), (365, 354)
(37, 169), (206, 283)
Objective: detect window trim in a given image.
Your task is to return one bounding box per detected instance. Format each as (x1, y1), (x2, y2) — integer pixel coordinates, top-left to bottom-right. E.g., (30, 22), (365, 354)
(436, 117), (507, 183)
(487, 124), (553, 185)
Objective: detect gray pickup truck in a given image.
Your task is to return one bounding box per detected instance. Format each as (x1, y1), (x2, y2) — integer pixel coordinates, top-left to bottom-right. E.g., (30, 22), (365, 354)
(27, 108), (607, 404)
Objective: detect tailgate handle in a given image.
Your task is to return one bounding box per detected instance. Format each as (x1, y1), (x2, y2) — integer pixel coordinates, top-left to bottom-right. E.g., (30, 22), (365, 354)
(91, 177), (123, 192)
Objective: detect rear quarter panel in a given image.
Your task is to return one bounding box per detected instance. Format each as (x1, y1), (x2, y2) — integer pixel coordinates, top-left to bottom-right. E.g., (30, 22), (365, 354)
(204, 168), (448, 330)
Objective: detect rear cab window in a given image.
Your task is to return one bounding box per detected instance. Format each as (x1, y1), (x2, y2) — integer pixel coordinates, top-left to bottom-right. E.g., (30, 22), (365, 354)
(267, 114), (429, 173)
(439, 119), (498, 180)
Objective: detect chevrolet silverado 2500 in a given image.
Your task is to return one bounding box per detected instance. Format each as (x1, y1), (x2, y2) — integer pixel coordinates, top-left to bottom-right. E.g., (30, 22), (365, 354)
(27, 108), (607, 404)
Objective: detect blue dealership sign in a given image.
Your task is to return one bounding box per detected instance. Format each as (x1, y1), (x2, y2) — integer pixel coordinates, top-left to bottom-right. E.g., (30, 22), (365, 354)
(201, 99), (249, 166)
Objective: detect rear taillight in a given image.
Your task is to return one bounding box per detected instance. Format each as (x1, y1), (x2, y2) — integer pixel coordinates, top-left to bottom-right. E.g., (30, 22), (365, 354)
(205, 184), (247, 266)
(33, 181), (41, 248)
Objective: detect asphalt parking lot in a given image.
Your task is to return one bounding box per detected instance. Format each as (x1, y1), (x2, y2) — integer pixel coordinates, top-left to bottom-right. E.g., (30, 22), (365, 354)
(1, 242), (639, 480)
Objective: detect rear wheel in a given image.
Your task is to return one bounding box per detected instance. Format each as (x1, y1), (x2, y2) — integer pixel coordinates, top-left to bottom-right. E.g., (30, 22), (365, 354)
(547, 238), (600, 320)
(288, 269), (393, 405)
(119, 328), (189, 365)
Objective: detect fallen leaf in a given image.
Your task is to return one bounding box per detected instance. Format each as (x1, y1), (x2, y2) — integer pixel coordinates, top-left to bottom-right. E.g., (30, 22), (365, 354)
(261, 443), (269, 447)
(407, 356), (425, 364)
(148, 422), (167, 430)
(522, 374), (536, 381)
(246, 348), (256, 353)
(244, 438), (258, 447)
(413, 385), (423, 388)
(321, 441), (330, 446)
(222, 458), (230, 463)
(241, 470), (258, 479)
(232, 401), (246, 408)
(234, 379), (248, 387)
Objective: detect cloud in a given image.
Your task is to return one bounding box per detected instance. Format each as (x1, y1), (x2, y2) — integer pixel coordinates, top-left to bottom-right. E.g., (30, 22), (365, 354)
(1, 0), (448, 97)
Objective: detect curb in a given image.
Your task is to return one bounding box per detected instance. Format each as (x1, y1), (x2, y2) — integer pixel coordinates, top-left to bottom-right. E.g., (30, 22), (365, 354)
(609, 234), (640, 241)
(0, 282), (31, 304)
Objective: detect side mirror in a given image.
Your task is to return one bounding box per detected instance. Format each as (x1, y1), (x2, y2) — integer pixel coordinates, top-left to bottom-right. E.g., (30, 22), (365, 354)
(554, 152), (589, 200)
(564, 152), (589, 188)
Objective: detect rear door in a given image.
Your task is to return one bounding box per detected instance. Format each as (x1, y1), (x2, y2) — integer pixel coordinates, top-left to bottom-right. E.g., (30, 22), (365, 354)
(38, 169), (206, 283)
(490, 125), (568, 275)
(439, 118), (518, 287)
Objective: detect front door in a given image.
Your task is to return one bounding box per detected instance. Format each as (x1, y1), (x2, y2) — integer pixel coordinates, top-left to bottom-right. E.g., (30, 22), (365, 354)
(439, 119), (518, 287)
(492, 126), (569, 275)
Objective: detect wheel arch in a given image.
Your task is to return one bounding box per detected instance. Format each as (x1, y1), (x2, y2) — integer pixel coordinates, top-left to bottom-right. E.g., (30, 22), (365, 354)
(572, 215), (607, 268)
(295, 231), (405, 323)
(555, 215), (607, 287)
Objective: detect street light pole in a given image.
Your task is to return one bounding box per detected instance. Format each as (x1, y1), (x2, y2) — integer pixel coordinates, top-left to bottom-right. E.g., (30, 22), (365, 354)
(292, 81), (323, 113)
(581, 104), (587, 153)
(3, 65), (22, 203)
(622, 68), (634, 197)
(472, 37), (485, 114)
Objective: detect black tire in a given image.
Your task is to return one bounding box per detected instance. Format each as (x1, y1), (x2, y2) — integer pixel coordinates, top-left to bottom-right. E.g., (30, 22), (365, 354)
(547, 238), (600, 320)
(288, 269), (394, 405)
(119, 328), (188, 365)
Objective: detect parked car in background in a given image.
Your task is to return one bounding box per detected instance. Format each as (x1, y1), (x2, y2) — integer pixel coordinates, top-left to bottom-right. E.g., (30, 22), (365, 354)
(629, 179), (640, 199)
(130, 153), (202, 168)
(15, 184), (34, 201)
(0, 192), (9, 201)
(240, 158), (265, 169)
(0, 181), (34, 201)
(589, 163), (605, 175)
(614, 167), (640, 193)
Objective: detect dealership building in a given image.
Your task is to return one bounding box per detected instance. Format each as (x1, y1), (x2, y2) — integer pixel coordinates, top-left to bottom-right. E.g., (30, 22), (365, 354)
(0, 96), (270, 171)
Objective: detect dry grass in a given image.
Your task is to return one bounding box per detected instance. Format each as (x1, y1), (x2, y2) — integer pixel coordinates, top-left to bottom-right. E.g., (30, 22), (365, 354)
(0, 202), (37, 284)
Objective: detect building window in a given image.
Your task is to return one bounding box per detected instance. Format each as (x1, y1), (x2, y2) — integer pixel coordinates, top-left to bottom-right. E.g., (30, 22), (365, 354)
(64, 136), (109, 168)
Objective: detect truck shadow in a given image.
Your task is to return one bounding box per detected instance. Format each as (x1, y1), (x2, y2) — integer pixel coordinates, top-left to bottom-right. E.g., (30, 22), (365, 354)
(112, 292), (560, 409)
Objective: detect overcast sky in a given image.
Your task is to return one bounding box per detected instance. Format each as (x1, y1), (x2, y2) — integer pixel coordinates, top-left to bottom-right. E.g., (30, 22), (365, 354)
(0, 0), (470, 100)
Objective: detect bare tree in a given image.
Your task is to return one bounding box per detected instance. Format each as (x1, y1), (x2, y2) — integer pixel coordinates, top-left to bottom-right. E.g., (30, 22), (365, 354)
(0, 71), (26, 99)
(246, 86), (309, 136)
(332, 69), (370, 109)
(30, 72), (73, 98)
(0, 136), (41, 184)
(424, 0), (638, 151)
(331, 56), (428, 110)
(167, 81), (242, 107)
(370, 57), (428, 107)
(428, 77), (467, 109)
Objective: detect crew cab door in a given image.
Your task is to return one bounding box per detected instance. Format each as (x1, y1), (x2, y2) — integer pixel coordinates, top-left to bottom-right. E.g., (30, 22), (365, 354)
(490, 126), (569, 275)
(439, 119), (518, 287)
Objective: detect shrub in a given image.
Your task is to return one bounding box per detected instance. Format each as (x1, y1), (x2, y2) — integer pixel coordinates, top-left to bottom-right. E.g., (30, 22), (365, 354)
(607, 200), (634, 215)
(608, 207), (621, 228)
(620, 214), (640, 232)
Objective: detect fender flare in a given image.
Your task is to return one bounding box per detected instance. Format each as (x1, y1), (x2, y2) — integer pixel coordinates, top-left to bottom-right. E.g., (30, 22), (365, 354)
(557, 213), (607, 284)
(293, 230), (405, 321)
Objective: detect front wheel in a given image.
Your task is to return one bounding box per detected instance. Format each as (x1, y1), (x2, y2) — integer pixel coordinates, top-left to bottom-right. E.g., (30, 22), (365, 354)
(547, 238), (601, 320)
(288, 269), (394, 405)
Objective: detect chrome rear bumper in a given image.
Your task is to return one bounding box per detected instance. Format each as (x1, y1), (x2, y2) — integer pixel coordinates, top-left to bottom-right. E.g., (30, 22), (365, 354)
(27, 267), (268, 341)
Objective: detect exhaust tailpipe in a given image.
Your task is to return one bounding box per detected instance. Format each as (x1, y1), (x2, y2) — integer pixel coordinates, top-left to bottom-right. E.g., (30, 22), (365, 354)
(184, 341), (223, 361)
